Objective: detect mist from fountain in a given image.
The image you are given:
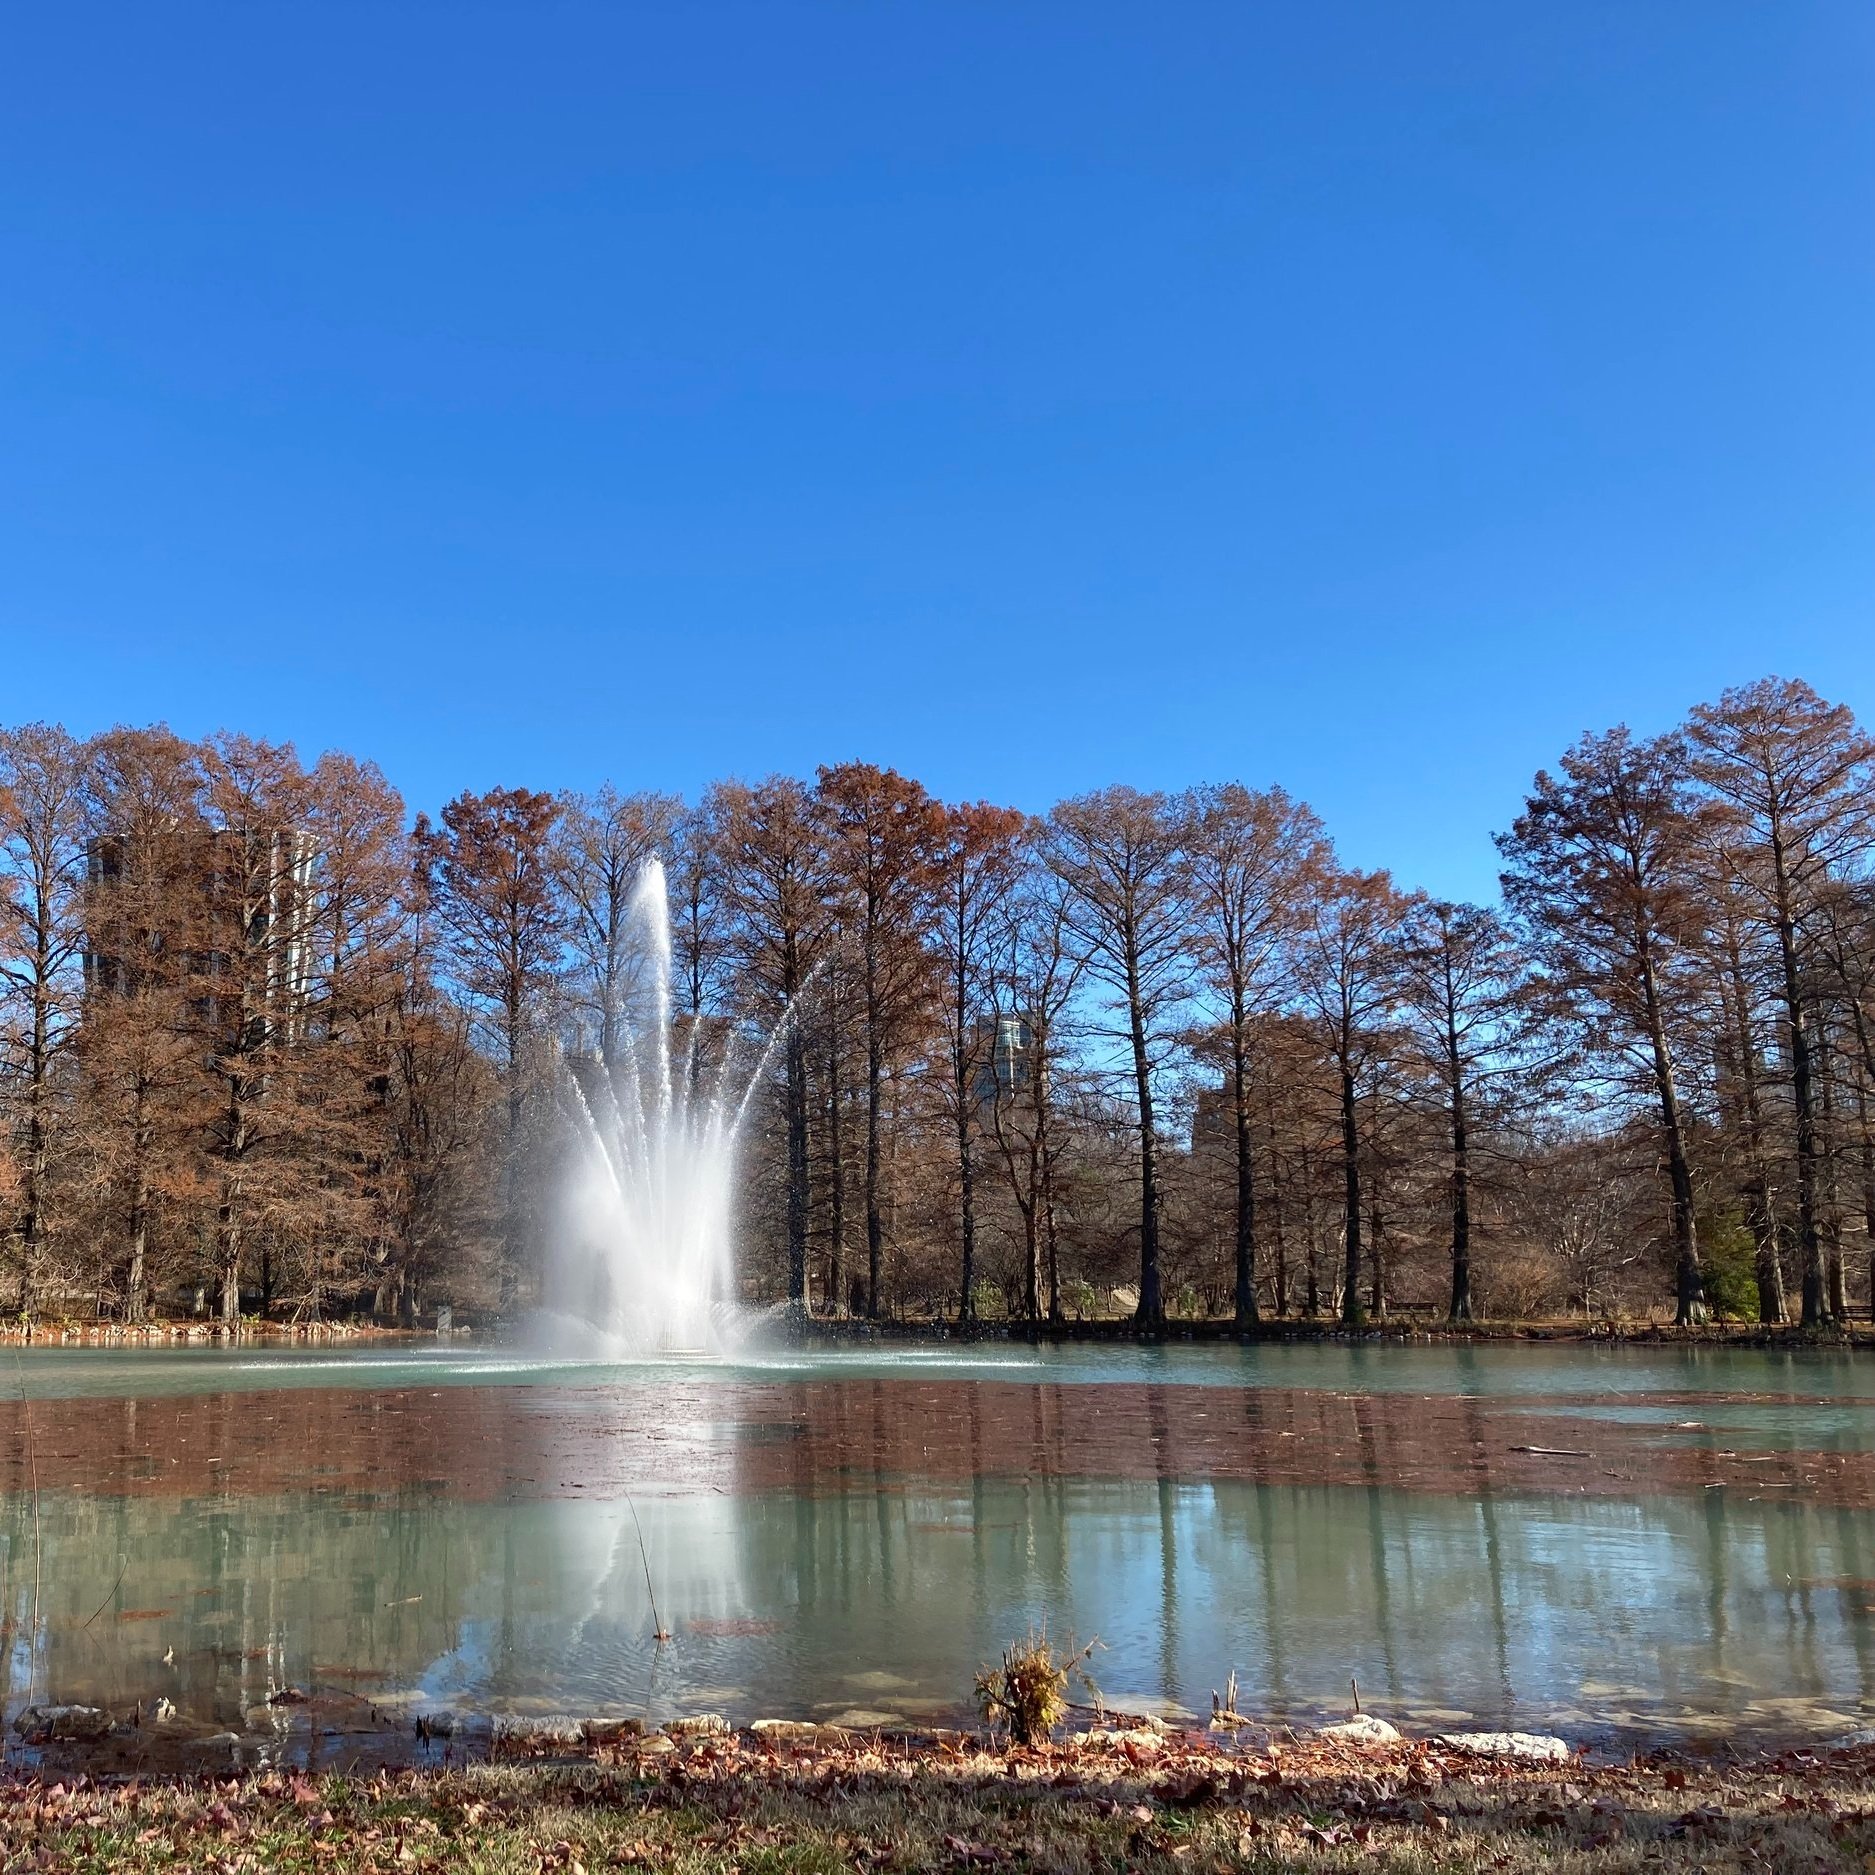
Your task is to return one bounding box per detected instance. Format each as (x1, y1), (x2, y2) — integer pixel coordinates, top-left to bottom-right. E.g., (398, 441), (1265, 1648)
(539, 856), (798, 1358)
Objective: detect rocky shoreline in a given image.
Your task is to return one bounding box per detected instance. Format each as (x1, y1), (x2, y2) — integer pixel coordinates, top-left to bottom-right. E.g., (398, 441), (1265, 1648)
(10, 1691), (1867, 1778)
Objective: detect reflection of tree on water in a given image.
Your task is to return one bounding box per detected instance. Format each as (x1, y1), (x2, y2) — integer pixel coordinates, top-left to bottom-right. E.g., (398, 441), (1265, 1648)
(1455, 1367), (1514, 1722)
(8, 1421), (1875, 1740)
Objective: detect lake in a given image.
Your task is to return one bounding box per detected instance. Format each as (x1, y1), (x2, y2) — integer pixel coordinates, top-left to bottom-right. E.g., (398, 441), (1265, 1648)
(4, 1339), (1875, 1755)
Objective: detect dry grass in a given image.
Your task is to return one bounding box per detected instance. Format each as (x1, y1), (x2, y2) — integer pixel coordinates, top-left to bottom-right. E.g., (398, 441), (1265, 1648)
(3, 1727), (1874, 1872)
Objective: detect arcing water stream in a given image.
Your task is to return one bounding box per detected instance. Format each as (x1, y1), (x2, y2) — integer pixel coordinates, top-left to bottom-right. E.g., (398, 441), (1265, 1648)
(540, 857), (797, 1354)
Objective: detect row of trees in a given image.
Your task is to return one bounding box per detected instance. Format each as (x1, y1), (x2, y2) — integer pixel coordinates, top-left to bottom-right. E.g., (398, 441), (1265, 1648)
(3, 677), (1873, 1331)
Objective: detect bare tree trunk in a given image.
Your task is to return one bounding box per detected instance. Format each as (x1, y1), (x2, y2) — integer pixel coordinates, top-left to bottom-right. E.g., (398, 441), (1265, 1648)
(786, 1022), (809, 1313)
(1230, 1017), (1257, 1329)
(954, 923), (978, 1326)
(864, 1020), (883, 1318)
(826, 1017), (844, 1314)
(1263, 1086), (1288, 1318)
(1339, 1063), (1364, 1327)
(1637, 939), (1706, 1324)
(1369, 1196), (1386, 1319)
(500, 994), (526, 1309)
(126, 1173), (149, 1323)
(1445, 981), (1474, 1321)
(1126, 936), (1163, 1328)
(1769, 846), (1827, 1323)
(1721, 934), (1786, 1322)
(1820, 1019), (1848, 1320)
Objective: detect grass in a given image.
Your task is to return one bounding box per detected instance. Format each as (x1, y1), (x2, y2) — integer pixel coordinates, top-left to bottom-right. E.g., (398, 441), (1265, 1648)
(4, 1726), (1875, 1873)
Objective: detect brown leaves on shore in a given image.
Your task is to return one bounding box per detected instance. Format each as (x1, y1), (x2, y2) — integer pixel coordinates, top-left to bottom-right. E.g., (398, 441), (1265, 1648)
(3, 1728), (1875, 1872)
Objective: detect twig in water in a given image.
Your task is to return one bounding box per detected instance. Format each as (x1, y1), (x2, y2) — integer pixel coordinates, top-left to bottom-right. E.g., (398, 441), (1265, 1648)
(1350, 1675), (1362, 1715)
(81, 1554), (130, 1631)
(625, 1495), (670, 1643)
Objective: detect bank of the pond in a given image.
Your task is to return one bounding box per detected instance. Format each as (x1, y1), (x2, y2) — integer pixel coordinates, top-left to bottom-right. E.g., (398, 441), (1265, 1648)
(0, 1320), (446, 1347)
(800, 1313), (1875, 1350)
(5, 1722), (1875, 1873)
(8, 1312), (1875, 1350)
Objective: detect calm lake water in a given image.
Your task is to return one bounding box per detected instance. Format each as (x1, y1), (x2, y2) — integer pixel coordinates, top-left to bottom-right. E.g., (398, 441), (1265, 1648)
(4, 1339), (1875, 1752)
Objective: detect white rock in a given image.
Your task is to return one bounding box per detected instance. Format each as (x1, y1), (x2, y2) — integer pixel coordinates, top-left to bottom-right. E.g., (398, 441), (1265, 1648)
(1318, 1715), (1402, 1746)
(490, 1713), (584, 1747)
(666, 1712), (731, 1738)
(1437, 1730), (1570, 1762)
(1829, 1728), (1875, 1749)
(751, 1719), (825, 1742)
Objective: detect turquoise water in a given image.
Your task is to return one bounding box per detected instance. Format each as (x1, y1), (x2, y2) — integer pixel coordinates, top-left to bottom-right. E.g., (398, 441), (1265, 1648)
(12, 1336), (1875, 1403)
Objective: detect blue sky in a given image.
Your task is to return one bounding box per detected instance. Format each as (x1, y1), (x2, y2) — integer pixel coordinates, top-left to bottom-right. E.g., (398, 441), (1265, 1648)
(3, 3), (1870, 901)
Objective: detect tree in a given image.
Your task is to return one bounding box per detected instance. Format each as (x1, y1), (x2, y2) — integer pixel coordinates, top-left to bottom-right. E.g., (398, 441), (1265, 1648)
(670, 802), (728, 1024)
(1687, 678), (1875, 1326)
(77, 727), (214, 1320)
(934, 802), (1027, 1324)
(1045, 789), (1187, 1328)
(554, 787), (682, 1068)
(0, 725), (91, 1312)
(379, 835), (494, 1324)
(1397, 899), (1527, 1320)
(1179, 784), (1326, 1327)
(1498, 729), (1711, 1325)
(196, 734), (319, 1324)
(1815, 882), (1875, 1319)
(420, 786), (565, 1307)
(1701, 858), (1789, 1323)
(299, 751), (412, 1318)
(986, 863), (1085, 1322)
(817, 763), (944, 1318)
(1292, 868), (1411, 1326)
(713, 777), (832, 1313)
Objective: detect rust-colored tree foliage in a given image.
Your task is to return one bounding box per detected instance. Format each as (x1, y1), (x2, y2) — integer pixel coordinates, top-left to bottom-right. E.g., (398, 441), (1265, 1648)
(3, 676), (1874, 1331)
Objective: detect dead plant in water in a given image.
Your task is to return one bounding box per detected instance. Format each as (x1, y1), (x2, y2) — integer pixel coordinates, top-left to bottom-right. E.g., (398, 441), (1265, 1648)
(973, 1626), (1099, 1746)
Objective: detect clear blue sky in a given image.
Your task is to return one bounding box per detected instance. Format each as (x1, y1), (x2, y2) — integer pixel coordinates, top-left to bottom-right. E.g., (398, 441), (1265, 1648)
(3, 3), (1870, 900)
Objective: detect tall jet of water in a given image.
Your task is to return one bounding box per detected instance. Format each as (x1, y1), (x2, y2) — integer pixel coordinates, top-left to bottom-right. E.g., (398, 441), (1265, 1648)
(544, 857), (775, 1354)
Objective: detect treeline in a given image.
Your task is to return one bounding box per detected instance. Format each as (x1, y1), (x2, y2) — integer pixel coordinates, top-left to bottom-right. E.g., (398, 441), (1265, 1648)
(2, 676), (1873, 1331)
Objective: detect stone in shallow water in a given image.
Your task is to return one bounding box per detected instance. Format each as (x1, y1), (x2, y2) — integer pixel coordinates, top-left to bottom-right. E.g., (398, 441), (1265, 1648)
(13, 1705), (113, 1742)
(1318, 1715), (1402, 1746)
(666, 1713), (731, 1738)
(752, 1719), (835, 1742)
(581, 1718), (646, 1743)
(1437, 1730), (1570, 1762)
(491, 1714), (585, 1747)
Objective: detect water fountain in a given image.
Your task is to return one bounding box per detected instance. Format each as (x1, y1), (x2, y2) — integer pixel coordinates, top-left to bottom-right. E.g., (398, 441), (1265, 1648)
(540, 857), (792, 1357)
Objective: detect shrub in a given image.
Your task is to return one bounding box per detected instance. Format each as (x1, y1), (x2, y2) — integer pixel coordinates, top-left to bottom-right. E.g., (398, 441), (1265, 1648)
(1698, 1209), (1761, 1321)
(973, 1626), (1099, 1746)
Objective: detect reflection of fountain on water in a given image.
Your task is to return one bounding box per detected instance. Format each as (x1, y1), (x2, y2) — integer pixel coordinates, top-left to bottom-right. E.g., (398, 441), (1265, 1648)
(539, 857), (801, 1358)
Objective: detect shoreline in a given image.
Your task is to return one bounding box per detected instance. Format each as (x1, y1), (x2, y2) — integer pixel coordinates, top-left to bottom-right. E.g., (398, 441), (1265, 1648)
(6, 1313), (1875, 1350)
(802, 1314), (1875, 1349)
(13, 1697), (1875, 1775)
